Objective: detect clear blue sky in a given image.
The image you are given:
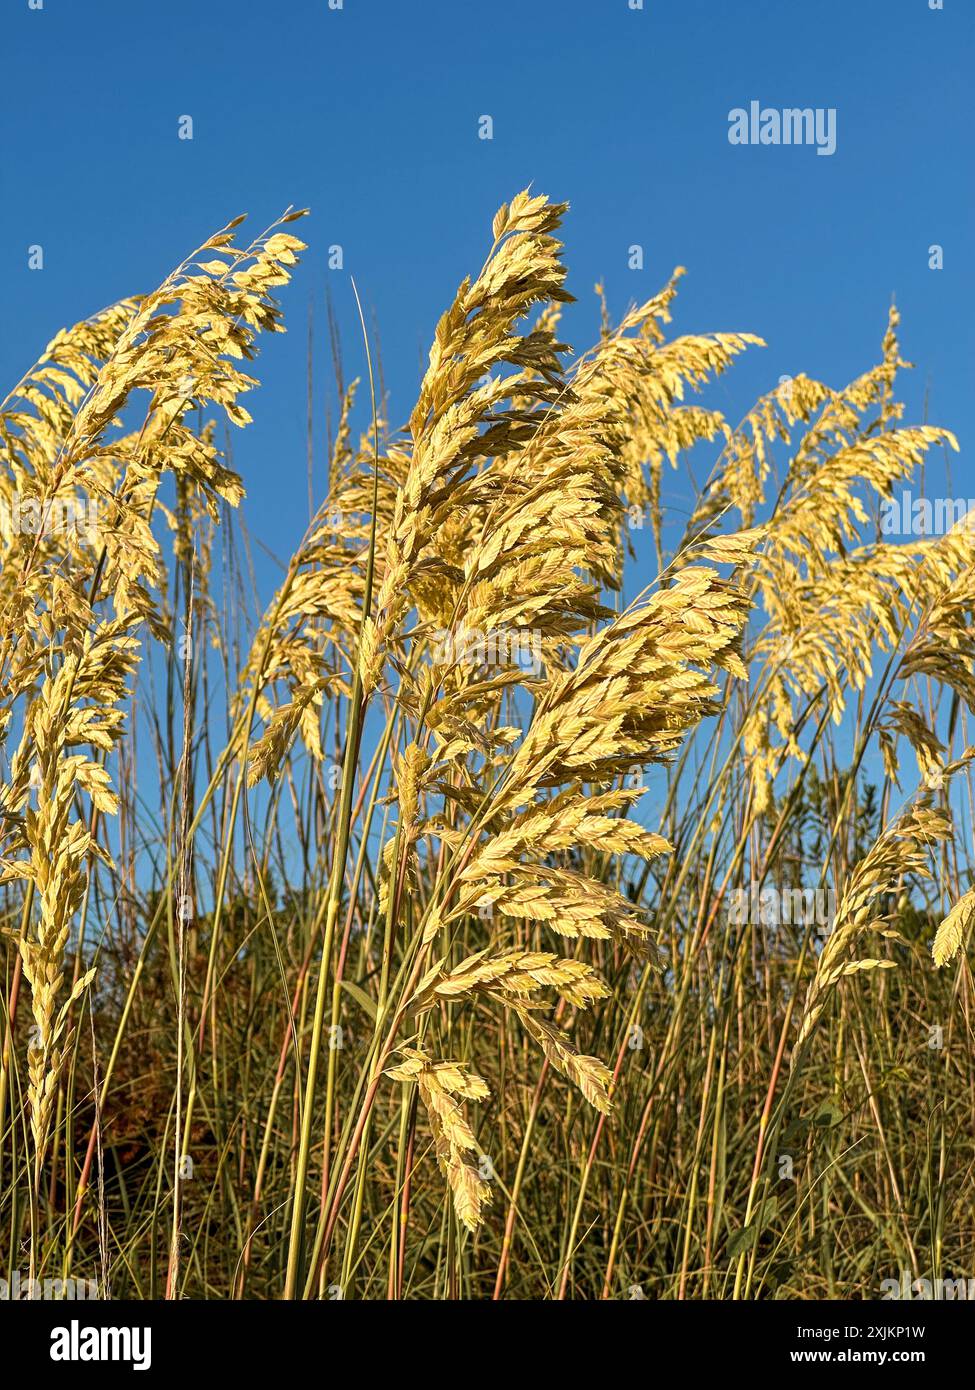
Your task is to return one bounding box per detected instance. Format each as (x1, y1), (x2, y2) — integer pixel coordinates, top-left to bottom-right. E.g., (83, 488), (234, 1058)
(2, 0), (972, 596)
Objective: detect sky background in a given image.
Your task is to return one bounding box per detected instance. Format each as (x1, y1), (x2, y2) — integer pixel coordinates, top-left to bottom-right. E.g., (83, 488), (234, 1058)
(2, 0), (973, 598)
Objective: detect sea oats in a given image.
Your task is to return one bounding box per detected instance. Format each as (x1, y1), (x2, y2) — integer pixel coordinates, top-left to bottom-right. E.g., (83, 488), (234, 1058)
(2, 187), (971, 1301)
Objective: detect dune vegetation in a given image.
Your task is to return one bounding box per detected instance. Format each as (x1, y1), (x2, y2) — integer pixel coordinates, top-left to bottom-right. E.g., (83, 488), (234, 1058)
(1, 191), (972, 1300)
